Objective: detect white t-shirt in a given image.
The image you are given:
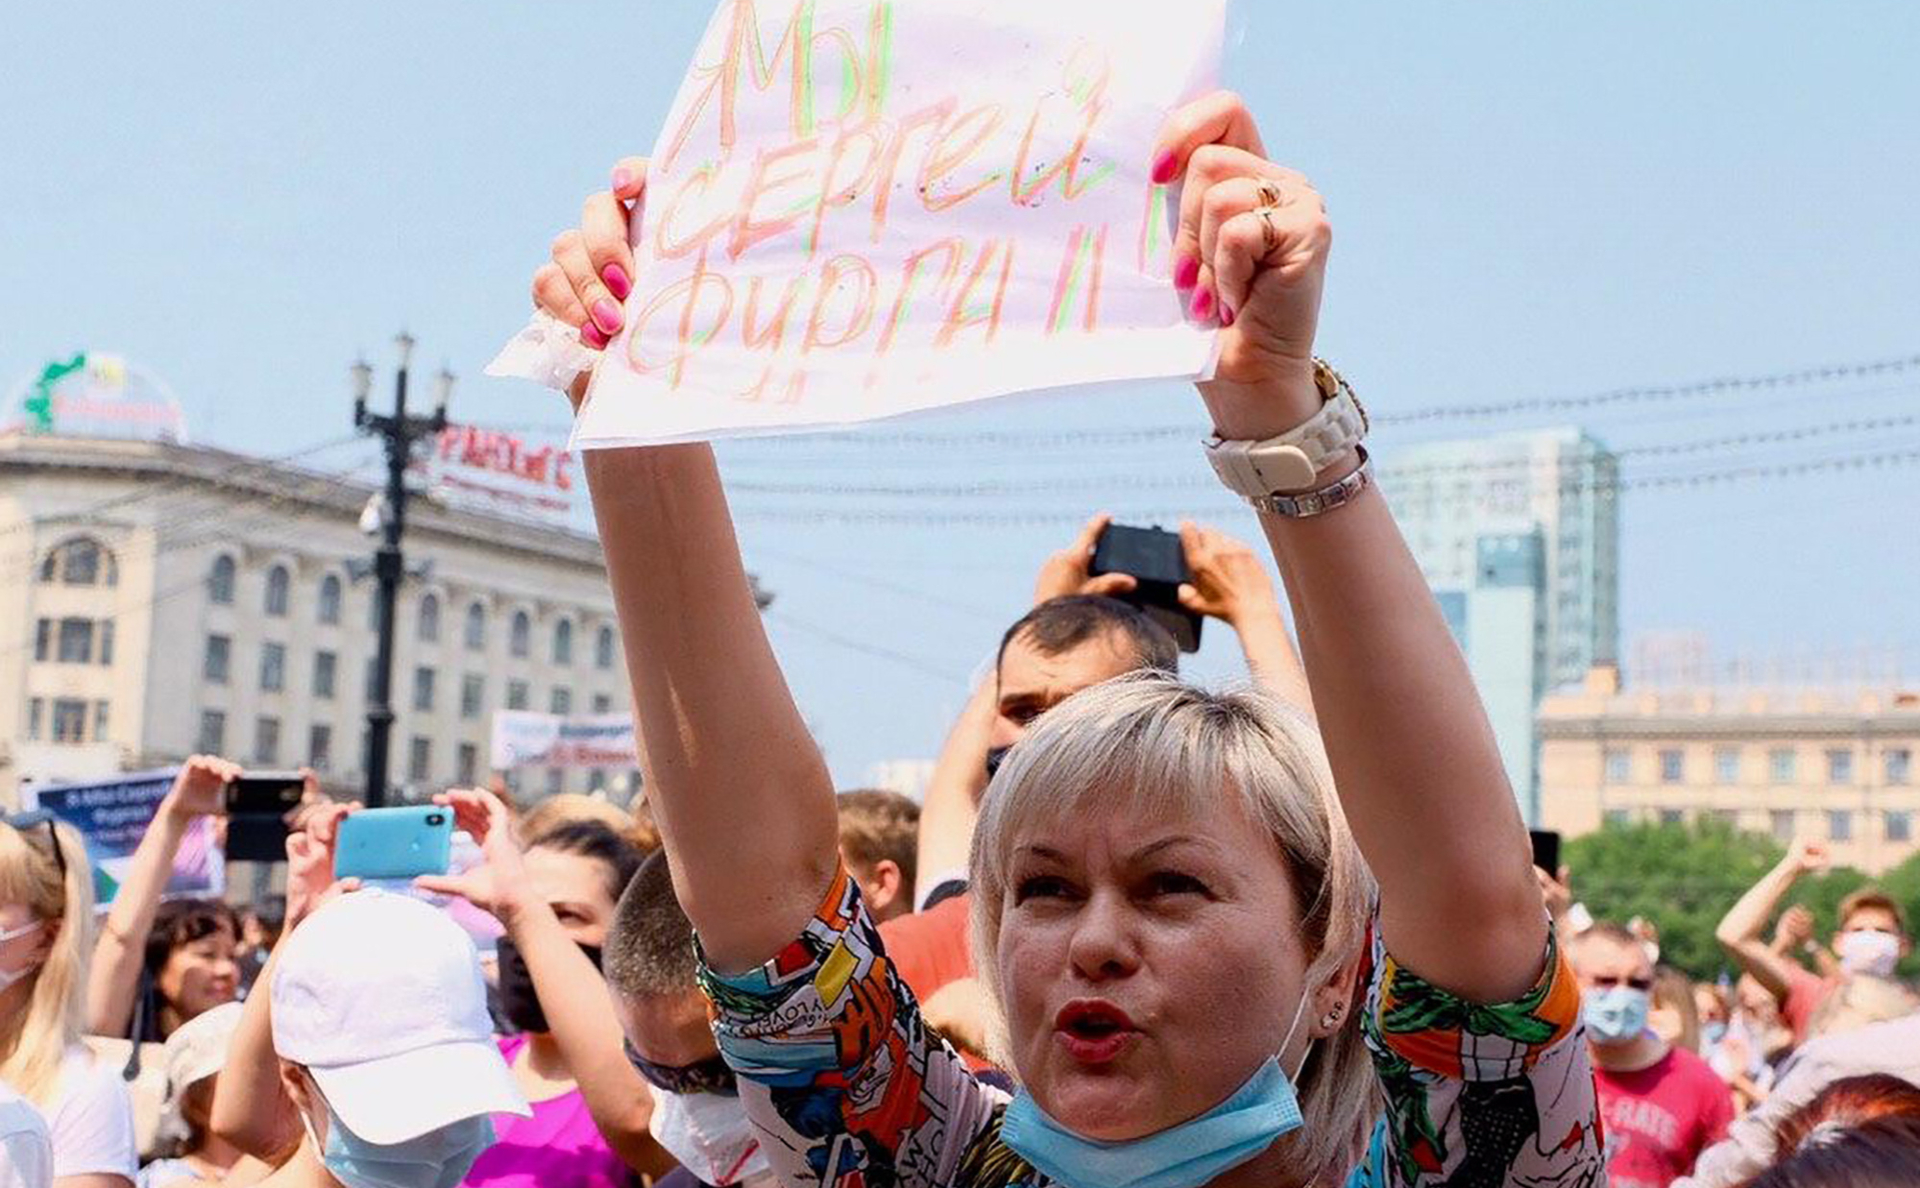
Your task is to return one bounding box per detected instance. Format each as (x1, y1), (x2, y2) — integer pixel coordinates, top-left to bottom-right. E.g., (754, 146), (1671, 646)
(0, 1080), (53, 1188)
(44, 1049), (135, 1183)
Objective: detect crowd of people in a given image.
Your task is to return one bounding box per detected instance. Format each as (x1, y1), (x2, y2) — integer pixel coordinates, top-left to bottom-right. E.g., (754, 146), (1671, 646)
(4, 88), (1919, 1188)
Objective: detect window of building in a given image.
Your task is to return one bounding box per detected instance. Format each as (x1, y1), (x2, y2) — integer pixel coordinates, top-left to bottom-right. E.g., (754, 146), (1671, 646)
(460, 675), (484, 721)
(418, 594), (441, 644)
(1603, 807), (1631, 827)
(1771, 810), (1796, 843)
(1769, 748), (1797, 784)
(205, 635), (232, 684)
(1709, 808), (1738, 830)
(92, 700), (109, 741)
(1659, 808), (1685, 827)
(1828, 810), (1853, 842)
(456, 743), (479, 788)
(41, 537), (114, 586)
(1887, 811), (1913, 844)
(57, 618), (94, 664)
(318, 574), (343, 625)
(546, 769), (564, 797)
(208, 555), (236, 605)
(68, 539), (99, 585)
(595, 626), (616, 671)
(97, 621), (113, 666)
(314, 651), (338, 699)
(464, 603), (486, 651)
(50, 699), (88, 744)
(260, 642), (286, 693)
(25, 698), (44, 741)
(1658, 749), (1684, 784)
(409, 736), (432, 783)
(591, 693), (612, 714)
(197, 710), (226, 755)
(33, 619), (51, 662)
(309, 724), (333, 771)
(413, 667), (436, 713)
(510, 612), (531, 659)
(1714, 747), (1741, 784)
(553, 619), (574, 666)
(255, 717), (281, 765)
(1889, 749), (1913, 786)
(265, 565), (290, 617)
(1603, 748), (1630, 783)
(1827, 749), (1854, 785)
(506, 680), (529, 711)
(550, 687), (572, 716)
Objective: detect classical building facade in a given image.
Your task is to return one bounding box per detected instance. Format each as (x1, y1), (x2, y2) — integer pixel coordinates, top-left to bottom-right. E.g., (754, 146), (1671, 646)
(2, 434), (635, 807)
(1537, 666), (1920, 873)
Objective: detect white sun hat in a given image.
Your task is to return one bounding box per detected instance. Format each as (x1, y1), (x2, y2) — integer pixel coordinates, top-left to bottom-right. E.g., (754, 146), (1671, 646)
(270, 889), (529, 1144)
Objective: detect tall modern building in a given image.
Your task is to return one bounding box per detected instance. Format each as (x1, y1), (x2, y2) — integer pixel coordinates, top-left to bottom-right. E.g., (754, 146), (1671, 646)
(1, 433), (634, 808)
(1381, 427), (1621, 820)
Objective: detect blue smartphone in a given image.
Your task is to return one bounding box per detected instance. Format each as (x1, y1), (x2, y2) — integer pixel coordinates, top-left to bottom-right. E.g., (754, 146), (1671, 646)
(335, 806), (454, 881)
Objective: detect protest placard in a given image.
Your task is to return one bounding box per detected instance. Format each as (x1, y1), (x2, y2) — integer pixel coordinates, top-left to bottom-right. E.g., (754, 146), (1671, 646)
(24, 769), (224, 905)
(490, 711), (639, 771)
(572, 0), (1226, 446)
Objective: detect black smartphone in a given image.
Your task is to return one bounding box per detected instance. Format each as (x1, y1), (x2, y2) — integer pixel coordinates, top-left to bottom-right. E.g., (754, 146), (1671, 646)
(1089, 523), (1203, 654)
(225, 771), (305, 863)
(1530, 829), (1561, 875)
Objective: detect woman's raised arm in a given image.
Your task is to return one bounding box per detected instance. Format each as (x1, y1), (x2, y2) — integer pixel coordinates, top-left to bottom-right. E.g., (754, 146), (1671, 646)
(546, 160), (841, 973)
(1154, 94), (1545, 1004)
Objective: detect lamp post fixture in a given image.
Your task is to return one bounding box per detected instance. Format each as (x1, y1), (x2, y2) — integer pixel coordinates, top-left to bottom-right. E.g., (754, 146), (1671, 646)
(351, 332), (452, 807)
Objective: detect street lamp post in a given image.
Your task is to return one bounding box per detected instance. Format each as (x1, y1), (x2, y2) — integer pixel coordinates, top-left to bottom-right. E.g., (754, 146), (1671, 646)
(352, 333), (453, 806)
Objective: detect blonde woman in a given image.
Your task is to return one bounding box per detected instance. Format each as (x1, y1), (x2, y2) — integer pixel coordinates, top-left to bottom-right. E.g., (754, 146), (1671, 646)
(1, 813), (136, 1188)
(525, 90), (1603, 1188)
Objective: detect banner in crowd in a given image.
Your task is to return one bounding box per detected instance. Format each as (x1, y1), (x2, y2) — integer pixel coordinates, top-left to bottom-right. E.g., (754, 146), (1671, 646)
(574, 0), (1227, 446)
(490, 712), (639, 770)
(23, 769), (223, 905)
(414, 423), (574, 524)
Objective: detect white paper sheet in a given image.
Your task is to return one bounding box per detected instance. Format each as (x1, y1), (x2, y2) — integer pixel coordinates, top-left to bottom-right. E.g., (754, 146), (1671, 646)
(564, 0), (1226, 448)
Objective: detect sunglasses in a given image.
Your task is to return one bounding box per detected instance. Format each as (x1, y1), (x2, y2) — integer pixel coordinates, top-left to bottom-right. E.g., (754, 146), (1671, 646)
(4, 810), (67, 885)
(623, 1037), (738, 1097)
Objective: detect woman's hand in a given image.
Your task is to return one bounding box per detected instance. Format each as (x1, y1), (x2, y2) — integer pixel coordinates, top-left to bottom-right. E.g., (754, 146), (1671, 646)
(285, 802), (358, 931)
(1150, 92), (1333, 442)
(1031, 513), (1138, 604)
(414, 788), (532, 923)
(162, 754), (240, 824)
(532, 157), (648, 411)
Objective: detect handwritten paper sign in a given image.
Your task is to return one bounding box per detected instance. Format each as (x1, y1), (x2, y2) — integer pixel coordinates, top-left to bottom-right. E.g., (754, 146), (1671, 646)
(574, 0), (1226, 447)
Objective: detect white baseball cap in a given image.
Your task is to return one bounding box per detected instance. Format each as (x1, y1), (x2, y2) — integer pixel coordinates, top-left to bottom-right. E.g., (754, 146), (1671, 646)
(163, 1001), (243, 1111)
(271, 890), (529, 1144)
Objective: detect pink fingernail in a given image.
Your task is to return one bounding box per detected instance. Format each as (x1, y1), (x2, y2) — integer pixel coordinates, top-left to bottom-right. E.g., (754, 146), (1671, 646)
(611, 167), (633, 191)
(1190, 285), (1214, 321)
(580, 321), (609, 350)
(1150, 149), (1179, 185)
(1173, 254), (1200, 290)
(1219, 300), (1236, 328)
(602, 263), (632, 302)
(591, 298), (623, 334)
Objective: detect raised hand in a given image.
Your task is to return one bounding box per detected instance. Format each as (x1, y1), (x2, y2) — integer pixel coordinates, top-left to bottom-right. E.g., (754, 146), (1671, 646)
(532, 157), (648, 409)
(1176, 521), (1277, 627)
(1151, 92), (1332, 440)
(414, 787), (529, 922)
(1031, 513), (1138, 605)
(163, 754), (241, 822)
(285, 802), (359, 930)
(1786, 838), (1828, 875)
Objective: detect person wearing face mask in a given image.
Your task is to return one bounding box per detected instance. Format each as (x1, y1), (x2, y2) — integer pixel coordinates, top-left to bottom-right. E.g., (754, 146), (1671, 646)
(1715, 840), (1914, 1045)
(1, 812), (136, 1188)
(597, 853), (773, 1188)
(255, 888), (530, 1188)
(1569, 924), (1733, 1187)
(413, 813), (672, 1187)
(514, 84), (1606, 1188)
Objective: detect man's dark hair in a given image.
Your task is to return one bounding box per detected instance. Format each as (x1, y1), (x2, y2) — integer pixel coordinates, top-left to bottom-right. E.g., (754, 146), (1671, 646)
(996, 594), (1178, 676)
(604, 850), (698, 999)
(528, 819), (646, 905)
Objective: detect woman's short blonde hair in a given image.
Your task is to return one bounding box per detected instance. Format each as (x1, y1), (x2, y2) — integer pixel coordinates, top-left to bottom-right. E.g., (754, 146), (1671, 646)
(968, 674), (1380, 1179)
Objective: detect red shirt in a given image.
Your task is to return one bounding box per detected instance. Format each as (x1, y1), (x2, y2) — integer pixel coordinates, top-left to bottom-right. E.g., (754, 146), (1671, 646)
(878, 892), (974, 1003)
(1781, 965), (1839, 1043)
(1594, 1046), (1734, 1188)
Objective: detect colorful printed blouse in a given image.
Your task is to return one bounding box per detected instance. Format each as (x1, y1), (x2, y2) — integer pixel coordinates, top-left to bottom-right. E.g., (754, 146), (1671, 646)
(698, 866), (1605, 1188)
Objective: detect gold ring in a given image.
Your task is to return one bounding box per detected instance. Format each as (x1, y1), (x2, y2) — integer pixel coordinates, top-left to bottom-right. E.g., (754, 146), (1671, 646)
(1254, 180), (1284, 209)
(1256, 205), (1280, 255)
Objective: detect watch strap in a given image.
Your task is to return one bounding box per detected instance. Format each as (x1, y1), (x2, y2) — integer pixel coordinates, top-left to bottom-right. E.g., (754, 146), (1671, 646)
(1249, 446), (1374, 518)
(1203, 363), (1369, 496)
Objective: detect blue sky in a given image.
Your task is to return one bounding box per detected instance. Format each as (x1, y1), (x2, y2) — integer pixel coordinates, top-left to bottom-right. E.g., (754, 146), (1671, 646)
(5, 2), (1918, 785)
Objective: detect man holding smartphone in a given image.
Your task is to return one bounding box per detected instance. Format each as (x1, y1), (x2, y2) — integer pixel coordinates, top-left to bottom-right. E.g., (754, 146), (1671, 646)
(884, 513), (1313, 1055)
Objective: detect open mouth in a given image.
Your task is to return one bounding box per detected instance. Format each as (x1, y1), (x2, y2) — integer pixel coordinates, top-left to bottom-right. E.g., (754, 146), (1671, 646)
(1054, 1001), (1140, 1062)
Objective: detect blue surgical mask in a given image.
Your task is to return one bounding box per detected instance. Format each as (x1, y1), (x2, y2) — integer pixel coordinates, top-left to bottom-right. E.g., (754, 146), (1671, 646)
(302, 1100), (495, 1188)
(1583, 985), (1650, 1047)
(1001, 998), (1311, 1188)
(1701, 1020), (1727, 1048)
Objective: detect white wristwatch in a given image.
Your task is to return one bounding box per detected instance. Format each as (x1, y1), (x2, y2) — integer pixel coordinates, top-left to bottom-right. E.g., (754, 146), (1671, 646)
(1203, 359), (1369, 497)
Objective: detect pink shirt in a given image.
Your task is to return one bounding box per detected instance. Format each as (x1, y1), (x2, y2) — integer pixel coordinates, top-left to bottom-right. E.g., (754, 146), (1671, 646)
(1594, 1046), (1735, 1188)
(461, 1035), (629, 1188)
